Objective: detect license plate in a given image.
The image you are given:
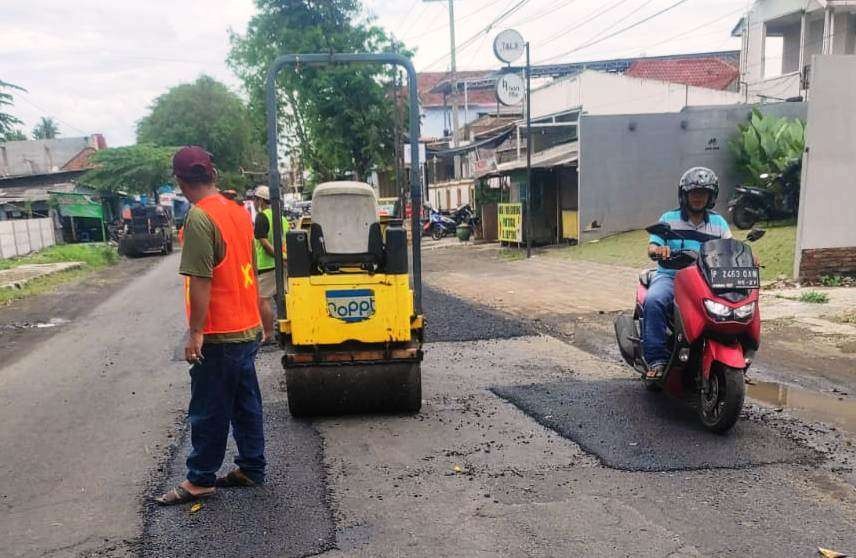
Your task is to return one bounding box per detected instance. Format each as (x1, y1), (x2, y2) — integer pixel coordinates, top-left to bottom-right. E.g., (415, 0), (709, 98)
(709, 267), (760, 289)
(326, 289), (376, 322)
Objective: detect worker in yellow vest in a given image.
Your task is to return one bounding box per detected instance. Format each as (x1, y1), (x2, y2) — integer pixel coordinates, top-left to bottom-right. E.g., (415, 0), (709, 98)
(252, 185), (290, 342)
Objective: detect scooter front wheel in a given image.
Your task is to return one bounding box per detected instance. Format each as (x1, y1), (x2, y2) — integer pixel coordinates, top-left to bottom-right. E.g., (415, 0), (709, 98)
(432, 225), (444, 241)
(698, 365), (745, 434)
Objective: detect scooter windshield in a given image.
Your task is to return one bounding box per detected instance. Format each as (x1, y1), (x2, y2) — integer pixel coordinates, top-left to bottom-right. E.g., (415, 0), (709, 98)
(699, 239), (759, 293)
(699, 239), (755, 269)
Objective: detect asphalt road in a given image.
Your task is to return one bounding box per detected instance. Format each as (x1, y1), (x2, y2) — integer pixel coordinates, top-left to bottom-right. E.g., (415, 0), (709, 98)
(1, 253), (855, 557)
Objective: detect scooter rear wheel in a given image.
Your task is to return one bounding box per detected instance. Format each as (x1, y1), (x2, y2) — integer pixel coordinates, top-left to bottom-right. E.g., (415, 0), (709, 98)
(731, 204), (757, 230)
(698, 365), (745, 434)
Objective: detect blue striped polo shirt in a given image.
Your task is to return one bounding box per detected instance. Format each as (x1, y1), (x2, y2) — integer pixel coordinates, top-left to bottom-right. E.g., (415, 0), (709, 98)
(649, 209), (732, 277)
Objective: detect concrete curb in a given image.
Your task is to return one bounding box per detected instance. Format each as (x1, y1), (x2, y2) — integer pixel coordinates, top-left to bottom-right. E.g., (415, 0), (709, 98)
(0, 262), (84, 290)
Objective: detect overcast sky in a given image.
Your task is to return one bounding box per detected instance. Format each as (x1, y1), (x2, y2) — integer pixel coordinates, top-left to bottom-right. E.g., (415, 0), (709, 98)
(2, 0), (748, 147)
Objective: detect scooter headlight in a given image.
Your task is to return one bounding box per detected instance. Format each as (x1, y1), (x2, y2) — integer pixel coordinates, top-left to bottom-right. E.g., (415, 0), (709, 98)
(733, 302), (756, 320)
(704, 299), (732, 319)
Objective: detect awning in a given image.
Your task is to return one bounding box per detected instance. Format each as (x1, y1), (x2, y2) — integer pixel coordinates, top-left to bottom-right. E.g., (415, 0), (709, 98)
(50, 191), (103, 219)
(479, 141), (578, 178)
(426, 128), (513, 158)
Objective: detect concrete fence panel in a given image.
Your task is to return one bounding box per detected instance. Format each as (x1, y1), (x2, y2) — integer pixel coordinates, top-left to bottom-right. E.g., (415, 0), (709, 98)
(0, 218), (57, 259)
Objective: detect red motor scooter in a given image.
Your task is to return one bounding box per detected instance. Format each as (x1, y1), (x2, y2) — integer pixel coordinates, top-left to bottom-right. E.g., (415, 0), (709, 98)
(614, 222), (765, 433)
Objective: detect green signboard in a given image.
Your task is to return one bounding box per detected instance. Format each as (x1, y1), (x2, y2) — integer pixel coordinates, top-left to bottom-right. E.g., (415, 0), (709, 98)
(50, 192), (104, 219)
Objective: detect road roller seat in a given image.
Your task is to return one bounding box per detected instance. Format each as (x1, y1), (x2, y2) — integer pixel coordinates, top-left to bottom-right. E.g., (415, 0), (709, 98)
(309, 182), (389, 273)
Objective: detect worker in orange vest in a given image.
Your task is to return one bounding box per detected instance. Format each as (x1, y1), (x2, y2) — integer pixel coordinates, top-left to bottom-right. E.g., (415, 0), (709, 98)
(155, 146), (266, 505)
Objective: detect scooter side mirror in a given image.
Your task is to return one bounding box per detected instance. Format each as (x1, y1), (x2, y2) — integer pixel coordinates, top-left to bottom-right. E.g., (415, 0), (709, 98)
(646, 222), (672, 238)
(746, 228), (766, 242)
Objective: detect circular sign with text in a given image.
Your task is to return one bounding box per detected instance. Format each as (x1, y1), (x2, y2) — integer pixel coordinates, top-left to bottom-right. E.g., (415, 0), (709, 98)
(493, 29), (525, 64)
(495, 72), (525, 106)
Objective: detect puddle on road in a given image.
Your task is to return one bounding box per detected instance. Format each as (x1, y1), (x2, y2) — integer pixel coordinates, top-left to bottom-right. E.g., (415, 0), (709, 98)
(748, 381), (856, 434)
(0, 318), (70, 330)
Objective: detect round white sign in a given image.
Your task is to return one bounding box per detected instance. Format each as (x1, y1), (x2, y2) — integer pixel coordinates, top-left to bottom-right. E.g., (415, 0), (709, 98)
(495, 72), (525, 106)
(493, 29), (525, 64)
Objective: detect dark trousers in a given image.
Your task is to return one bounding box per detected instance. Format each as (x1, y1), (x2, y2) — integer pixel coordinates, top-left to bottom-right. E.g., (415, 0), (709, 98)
(186, 340), (266, 487)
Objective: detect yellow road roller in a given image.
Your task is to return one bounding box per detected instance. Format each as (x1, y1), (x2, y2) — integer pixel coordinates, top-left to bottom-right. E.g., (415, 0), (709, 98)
(262, 52), (425, 416)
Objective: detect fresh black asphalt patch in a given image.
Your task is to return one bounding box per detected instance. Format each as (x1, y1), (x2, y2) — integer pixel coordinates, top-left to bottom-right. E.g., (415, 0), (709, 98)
(423, 285), (534, 342)
(142, 401), (334, 558)
(492, 378), (819, 472)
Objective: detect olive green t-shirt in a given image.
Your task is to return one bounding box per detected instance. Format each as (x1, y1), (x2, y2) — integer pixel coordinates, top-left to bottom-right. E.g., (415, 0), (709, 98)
(179, 205), (261, 344)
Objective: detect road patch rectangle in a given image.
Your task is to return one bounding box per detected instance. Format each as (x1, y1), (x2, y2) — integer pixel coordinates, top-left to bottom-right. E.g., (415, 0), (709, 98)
(492, 378), (819, 472)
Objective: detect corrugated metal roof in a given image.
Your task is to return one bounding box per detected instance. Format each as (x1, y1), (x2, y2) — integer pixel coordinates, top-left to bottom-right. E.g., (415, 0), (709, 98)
(0, 137), (95, 178)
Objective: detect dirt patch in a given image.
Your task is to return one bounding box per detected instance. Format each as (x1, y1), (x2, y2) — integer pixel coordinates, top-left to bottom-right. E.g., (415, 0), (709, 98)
(0, 255), (160, 370)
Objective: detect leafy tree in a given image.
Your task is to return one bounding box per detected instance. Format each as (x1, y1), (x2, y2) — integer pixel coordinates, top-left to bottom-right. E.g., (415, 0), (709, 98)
(0, 79), (25, 142)
(731, 109), (805, 188)
(136, 75), (262, 176)
(81, 144), (176, 196)
(228, 0), (408, 182)
(4, 129), (27, 141)
(32, 116), (60, 139)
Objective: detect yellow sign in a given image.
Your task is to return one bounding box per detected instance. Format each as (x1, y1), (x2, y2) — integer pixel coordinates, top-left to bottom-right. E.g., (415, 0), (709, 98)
(498, 203), (523, 243)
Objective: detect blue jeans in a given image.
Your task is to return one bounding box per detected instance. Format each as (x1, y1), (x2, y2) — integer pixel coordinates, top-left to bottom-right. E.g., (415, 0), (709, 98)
(643, 274), (675, 367)
(186, 340), (266, 487)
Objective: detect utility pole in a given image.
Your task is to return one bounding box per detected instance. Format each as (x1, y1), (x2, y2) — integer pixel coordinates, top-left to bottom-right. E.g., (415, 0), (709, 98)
(525, 42), (532, 259)
(424, 0), (461, 150)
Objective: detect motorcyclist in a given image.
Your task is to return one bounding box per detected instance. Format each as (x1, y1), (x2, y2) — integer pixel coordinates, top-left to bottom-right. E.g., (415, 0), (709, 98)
(643, 167), (732, 380)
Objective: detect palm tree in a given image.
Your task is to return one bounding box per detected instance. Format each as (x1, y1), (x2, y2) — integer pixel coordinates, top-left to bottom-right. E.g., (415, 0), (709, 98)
(32, 116), (60, 140)
(0, 79), (25, 141)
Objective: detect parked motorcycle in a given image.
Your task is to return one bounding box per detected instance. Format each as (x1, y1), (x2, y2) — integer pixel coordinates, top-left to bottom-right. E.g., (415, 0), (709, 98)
(613, 222), (765, 433)
(423, 204), (481, 241)
(424, 207), (463, 240)
(728, 160), (801, 230)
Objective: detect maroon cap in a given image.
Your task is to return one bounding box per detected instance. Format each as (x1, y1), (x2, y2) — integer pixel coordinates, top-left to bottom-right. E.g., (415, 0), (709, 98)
(172, 146), (215, 181)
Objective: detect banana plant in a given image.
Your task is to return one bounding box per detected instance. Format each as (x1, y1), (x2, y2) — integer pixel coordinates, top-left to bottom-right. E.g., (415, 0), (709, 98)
(730, 108), (805, 188)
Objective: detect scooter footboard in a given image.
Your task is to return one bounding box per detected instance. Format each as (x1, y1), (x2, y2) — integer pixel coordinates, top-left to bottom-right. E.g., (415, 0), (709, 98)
(702, 339), (745, 379)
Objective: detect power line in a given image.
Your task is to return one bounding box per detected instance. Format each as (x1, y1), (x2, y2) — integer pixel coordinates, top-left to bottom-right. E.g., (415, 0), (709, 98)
(14, 93), (89, 136)
(539, 0), (693, 64)
(423, 0), (532, 69)
(584, 0), (659, 44)
(401, 0), (504, 42)
(538, 0), (634, 47)
(398, 3), (428, 40)
(605, 5), (745, 59)
(506, 0), (579, 27)
(394, 0), (422, 34)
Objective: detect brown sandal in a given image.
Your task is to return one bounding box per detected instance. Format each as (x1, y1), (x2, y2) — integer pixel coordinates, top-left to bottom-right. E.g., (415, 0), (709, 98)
(215, 469), (257, 488)
(153, 484), (214, 506)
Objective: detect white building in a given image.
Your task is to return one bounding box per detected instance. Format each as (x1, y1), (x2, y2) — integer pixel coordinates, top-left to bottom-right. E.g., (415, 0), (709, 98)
(737, 0), (856, 100)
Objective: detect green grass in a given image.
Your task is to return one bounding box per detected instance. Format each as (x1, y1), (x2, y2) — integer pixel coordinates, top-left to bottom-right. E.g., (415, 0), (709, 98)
(0, 268), (91, 306)
(0, 243), (119, 306)
(553, 221), (796, 282)
(0, 243), (118, 271)
(798, 290), (829, 304)
(498, 248), (526, 261)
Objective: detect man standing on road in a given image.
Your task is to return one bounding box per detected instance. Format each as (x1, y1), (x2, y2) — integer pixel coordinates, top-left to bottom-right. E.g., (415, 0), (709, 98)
(155, 146), (266, 505)
(253, 185), (290, 341)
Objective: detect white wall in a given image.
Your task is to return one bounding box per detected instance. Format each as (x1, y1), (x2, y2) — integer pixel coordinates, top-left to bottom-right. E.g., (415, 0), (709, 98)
(421, 105), (494, 140)
(0, 218), (56, 259)
(531, 71), (747, 120)
(795, 56), (856, 270)
(743, 0), (825, 84)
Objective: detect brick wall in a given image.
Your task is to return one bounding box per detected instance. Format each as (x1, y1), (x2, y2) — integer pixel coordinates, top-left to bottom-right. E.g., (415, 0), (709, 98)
(798, 247), (856, 281)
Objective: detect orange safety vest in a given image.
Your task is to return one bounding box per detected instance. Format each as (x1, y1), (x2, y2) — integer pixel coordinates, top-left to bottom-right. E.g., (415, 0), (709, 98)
(185, 193), (261, 335)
